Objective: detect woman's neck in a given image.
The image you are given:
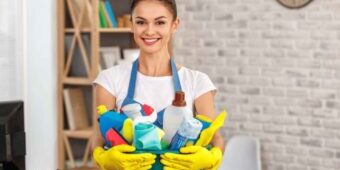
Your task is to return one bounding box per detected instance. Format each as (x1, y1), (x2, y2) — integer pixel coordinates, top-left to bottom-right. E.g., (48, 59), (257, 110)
(138, 50), (172, 77)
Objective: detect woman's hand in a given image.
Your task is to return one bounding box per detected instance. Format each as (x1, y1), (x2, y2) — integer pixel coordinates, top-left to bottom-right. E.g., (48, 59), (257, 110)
(93, 144), (156, 170)
(160, 146), (222, 170)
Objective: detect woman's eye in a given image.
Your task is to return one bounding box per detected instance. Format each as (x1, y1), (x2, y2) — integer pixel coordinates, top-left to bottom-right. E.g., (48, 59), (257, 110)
(156, 21), (165, 25)
(136, 21), (144, 25)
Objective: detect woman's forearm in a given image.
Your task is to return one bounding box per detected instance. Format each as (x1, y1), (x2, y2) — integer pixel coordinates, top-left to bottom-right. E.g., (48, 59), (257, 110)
(211, 130), (225, 153)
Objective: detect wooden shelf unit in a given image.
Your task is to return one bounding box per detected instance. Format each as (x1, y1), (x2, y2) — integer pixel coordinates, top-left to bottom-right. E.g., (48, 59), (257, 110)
(65, 28), (132, 33)
(99, 28), (132, 33)
(57, 0), (133, 169)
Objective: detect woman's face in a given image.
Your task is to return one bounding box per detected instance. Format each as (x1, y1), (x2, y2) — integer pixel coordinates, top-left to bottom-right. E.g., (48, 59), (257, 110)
(131, 0), (179, 55)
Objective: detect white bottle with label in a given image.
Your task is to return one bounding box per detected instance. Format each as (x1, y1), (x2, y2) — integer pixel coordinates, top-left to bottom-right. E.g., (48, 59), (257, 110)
(163, 91), (193, 144)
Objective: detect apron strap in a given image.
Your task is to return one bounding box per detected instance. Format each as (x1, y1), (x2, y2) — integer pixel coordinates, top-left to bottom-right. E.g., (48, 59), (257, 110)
(170, 58), (182, 92)
(126, 59), (139, 99)
(126, 58), (182, 99)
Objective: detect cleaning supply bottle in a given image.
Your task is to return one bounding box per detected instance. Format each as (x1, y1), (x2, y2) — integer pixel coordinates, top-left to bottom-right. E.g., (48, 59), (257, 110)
(169, 117), (202, 150)
(122, 103), (157, 124)
(163, 91), (194, 143)
(121, 103), (142, 120)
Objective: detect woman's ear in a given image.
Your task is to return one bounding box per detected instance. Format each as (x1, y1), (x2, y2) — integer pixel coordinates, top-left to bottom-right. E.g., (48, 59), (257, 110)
(171, 18), (180, 34)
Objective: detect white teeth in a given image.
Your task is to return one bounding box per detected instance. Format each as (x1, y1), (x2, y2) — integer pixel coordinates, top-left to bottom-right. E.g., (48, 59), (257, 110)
(144, 39), (158, 43)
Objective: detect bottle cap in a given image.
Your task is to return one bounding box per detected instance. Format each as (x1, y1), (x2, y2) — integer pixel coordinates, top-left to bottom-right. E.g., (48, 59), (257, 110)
(172, 91), (186, 106)
(97, 105), (108, 115)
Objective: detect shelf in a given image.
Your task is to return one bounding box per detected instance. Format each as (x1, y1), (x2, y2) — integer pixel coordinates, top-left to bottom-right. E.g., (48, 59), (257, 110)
(63, 77), (93, 85)
(69, 167), (98, 170)
(65, 159), (97, 170)
(65, 28), (132, 33)
(99, 28), (132, 33)
(58, 0), (133, 168)
(64, 128), (94, 139)
(69, 166), (98, 170)
(65, 28), (92, 33)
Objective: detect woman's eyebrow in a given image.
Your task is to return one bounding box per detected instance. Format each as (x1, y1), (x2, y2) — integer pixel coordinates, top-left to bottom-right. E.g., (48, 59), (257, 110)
(155, 16), (166, 20)
(135, 16), (146, 20)
(135, 16), (167, 20)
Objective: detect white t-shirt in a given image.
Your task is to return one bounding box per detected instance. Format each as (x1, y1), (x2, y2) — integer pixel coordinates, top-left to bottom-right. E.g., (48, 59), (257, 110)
(93, 62), (217, 113)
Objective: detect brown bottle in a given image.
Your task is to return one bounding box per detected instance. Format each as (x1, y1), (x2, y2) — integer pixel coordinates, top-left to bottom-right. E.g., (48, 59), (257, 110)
(172, 91), (186, 107)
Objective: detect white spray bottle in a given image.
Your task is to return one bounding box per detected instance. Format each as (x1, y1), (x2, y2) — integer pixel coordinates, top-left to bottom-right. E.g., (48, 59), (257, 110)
(163, 91), (193, 143)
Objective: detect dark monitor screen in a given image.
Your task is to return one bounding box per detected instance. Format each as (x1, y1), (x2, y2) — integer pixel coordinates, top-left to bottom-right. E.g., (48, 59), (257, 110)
(0, 101), (25, 170)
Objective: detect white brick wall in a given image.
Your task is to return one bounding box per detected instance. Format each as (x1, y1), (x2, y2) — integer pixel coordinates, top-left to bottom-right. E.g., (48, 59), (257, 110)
(174, 0), (340, 169)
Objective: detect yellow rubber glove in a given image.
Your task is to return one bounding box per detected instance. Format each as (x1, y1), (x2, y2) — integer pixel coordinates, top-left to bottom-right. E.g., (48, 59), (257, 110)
(160, 146), (222, 170)
(195, 110), (227, 147)
(93, 145), (156, 170)
(121, 118), (134, 143)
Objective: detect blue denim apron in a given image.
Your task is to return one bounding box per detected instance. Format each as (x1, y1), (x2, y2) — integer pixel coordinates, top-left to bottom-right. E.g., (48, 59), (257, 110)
(120, 58), (182, 129)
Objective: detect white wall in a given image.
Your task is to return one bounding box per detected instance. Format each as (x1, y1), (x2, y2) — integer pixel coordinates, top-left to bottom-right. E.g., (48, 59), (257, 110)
(0, 0), (23, 101)
(25, 0), (57, 169)
(175, 0), (340, 169)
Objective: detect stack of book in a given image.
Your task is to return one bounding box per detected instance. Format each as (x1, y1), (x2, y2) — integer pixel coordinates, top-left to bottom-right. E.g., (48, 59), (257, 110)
(99, 0), (118, 28)
(100, 46), (121, 69)
(99, 47), (140, 70)
(63, 88), (90, 131)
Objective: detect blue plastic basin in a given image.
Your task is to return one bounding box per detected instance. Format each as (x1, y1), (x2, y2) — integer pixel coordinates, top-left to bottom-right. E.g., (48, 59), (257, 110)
(134, 149), (179, 170)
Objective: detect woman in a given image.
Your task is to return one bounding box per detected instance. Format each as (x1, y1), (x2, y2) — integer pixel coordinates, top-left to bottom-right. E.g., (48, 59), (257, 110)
(93, 0), (225, 169)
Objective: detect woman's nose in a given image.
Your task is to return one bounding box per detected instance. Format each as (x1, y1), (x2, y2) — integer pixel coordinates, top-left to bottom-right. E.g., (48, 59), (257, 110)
(145, 24), (156, 36)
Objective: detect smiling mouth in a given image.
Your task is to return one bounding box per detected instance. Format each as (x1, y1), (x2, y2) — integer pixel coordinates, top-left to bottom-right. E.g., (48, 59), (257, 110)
(142, 38), (161, 45)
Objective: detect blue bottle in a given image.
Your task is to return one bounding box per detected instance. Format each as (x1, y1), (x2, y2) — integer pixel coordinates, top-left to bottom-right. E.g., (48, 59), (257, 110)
(169, 118), (202, 150)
